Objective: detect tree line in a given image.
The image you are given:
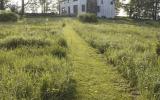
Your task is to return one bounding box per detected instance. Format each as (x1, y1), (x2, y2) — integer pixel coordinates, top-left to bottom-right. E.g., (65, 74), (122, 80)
(0, 0), (58, 15)
(122, 0), (160, 20)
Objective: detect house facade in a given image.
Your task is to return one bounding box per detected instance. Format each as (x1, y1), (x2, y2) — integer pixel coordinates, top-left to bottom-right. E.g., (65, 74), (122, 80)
(59, 0), (115, 18)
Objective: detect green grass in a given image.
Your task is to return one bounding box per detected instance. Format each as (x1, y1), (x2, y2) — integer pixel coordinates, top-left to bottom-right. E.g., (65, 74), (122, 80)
(0, 17), (160, 100)
(73, 19), (160, 99)
(63, 25), (131, 100)
(0, 18), (74, 100)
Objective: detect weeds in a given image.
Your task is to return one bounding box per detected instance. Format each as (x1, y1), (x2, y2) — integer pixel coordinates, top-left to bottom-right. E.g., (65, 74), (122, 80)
(74, 19), (160, 99)
(0, 18), (74, 100)
(51, 46), (67, 58)
(0, 37), (51, 50)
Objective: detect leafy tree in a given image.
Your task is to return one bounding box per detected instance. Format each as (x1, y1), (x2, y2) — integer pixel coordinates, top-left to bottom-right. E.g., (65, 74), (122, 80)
(0, 0), (8, 10)
(21, 0), (24, 16)
(115, 0), (122, 16)
(123, 0), (160, 20)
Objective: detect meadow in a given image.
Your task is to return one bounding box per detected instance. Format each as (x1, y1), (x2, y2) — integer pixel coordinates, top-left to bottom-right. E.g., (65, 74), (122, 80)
(0, 18), (75, 100)
(0, 17), (160, 100)
(73, 19), (160, 99)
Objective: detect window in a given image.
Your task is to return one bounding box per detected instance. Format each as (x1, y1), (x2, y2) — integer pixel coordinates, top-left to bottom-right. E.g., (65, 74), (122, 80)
(82, 5), (85, 12)
(101, 0), (103, 4)
(97, 6), (100, 12)
(111, 0), (114, 5)
(73, 0), (78, 1)
(62, 7), (65, 13)
(68, 6), (70, 14)
(73, 5), (78, 15)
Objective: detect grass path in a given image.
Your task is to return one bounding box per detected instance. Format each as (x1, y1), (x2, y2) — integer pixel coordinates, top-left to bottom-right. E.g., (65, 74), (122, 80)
(63, 25), (132, 100)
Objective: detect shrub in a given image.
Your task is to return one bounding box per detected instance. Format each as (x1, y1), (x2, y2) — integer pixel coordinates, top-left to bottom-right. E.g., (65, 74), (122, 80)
(79, 13), (98, 23)
(24, 64), (45, 76)
(16, 83), (33, 99)
(40, 77), (60, 100)
(154, 82), (160, 100)
(0, 10), (19, 22)
(58, 38), (68, 48)
(156, 42), (160, 56)
(0, 37), (51, 49)
(40, 75), (76, 100)
(51, 46), (67, 58)
(62, 23), (66, 27)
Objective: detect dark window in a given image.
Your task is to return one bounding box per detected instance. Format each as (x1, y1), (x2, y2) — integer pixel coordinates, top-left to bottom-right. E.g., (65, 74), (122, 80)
(73, 0), (78, 1)
(97, 6), (100, 12)
(111, 0), (114, 5)
(82, 5), (85, 12)
(62, 7), (65, 14)
(73, 5), (78, 15)
(68, 6), (70, 14)
(101, 0), (103, 4)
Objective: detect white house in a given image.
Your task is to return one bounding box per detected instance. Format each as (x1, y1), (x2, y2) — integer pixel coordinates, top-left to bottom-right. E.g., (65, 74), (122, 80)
(59, 0), (115, 18)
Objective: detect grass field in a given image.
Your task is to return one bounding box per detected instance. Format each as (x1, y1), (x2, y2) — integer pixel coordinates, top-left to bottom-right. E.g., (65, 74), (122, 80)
(0, 18), (160, 100)
(0, 18), (74, 100)
(73, 19), (160, 99)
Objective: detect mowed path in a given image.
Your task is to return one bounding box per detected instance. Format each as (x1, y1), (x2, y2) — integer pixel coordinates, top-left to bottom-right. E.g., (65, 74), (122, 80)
(63, 26), (132, 100)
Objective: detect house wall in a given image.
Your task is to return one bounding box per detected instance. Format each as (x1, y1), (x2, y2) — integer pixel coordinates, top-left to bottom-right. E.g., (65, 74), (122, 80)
(60, 0), (87, 16)
(97, 0), (115, 18)
(60, 0), (115, 18)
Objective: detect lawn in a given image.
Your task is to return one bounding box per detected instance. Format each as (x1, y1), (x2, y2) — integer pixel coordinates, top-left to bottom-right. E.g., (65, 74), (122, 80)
(0, 17), (160, 100)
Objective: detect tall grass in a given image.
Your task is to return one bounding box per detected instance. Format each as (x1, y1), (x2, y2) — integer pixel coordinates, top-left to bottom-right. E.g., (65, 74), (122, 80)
(73, 19), (160, 99)
(0, 18), (75, 100)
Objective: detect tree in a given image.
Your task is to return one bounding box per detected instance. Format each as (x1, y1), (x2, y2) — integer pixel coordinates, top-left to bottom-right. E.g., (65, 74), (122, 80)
(152, 0), (160, 20)
(39, 0), (46, 13)
(21, 0), (24, 16)
(25, 0), (40, 13)
(115, 0), (122, 16)
(0, 0), (8, 10)
(39, 0), (57, 13)
(0, 0), (5, 10)
(8, 4), (19, 13)
(123, 0), (160, 20)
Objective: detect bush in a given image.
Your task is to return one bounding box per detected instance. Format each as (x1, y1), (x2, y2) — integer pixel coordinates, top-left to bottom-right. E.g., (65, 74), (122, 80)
(156, 42), (160, 56)
(154, 82), (160, 100)
(0, 10), (19, 22)
(58, 38), (68, 48)
(0, 37), (51, 49)
(51, 46), (67, 58)
(79, 13), (98, 23)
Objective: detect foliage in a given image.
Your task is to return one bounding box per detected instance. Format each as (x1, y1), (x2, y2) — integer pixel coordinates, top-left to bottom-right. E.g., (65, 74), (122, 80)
(0, 0), (8, 10)
(79, 13), (98, 23)
(157, 42), (160, 56)
(0, 36), (51, 49)
(0, 10), (19, 22)
(122, 0), (160, 20)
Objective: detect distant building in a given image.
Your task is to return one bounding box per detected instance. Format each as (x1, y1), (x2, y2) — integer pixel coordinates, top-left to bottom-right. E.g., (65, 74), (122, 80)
(59, 0), (115, 18)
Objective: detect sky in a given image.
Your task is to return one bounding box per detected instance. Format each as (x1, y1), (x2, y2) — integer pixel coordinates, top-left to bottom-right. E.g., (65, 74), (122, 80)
(118, 0), (130, 16)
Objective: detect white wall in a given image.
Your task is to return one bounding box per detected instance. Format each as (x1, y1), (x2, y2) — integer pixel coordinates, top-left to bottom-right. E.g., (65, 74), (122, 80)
(60, 0), (115, 18)
(97, 0), (115, 18)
